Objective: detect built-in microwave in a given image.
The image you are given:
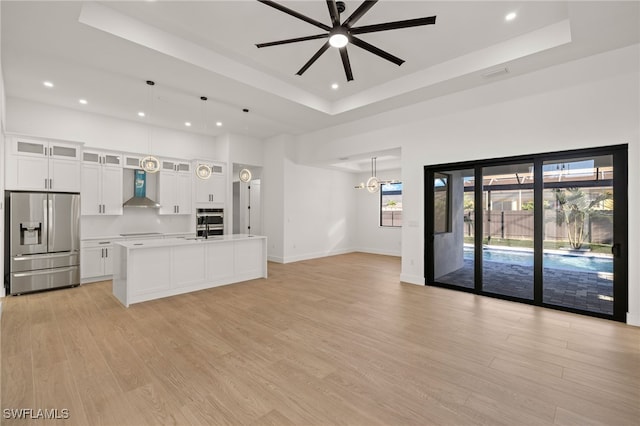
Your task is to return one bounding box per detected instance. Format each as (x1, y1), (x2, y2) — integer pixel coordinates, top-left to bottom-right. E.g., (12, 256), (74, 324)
(196, 208), (224, 237)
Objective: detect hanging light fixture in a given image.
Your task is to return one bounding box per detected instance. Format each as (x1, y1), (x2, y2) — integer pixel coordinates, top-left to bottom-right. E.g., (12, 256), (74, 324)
(140, 80), (160, 173)
(239, 168), (252, 183)
(353, 157), (380, 192)
(195, 95), (212, 180)
(366, 157), (380, 193)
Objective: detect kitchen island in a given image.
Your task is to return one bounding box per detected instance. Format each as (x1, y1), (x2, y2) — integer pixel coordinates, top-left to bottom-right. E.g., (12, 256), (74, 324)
(112, 234), (267, 307)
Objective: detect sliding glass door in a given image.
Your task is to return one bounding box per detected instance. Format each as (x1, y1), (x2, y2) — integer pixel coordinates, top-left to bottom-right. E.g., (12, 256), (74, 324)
(426, 146), (627, 321)
(430, 169), (475, 289)
(542, 155), (617, 315)
(482, 163), (534, 300)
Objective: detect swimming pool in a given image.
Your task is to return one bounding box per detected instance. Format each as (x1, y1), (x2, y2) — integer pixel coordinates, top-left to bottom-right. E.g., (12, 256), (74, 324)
(463, 247), (613, 273)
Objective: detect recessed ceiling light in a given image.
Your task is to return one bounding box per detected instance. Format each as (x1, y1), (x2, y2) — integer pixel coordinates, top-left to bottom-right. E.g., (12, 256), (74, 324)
(138, 111), (145, 117)
(185, 122), (192, 127)
(216, 122), (223, 127)
(505, 12), (517, 21)
(331, 83), (339, 90)
(79, 99), (88, 105)
(43, 81), (54, 88)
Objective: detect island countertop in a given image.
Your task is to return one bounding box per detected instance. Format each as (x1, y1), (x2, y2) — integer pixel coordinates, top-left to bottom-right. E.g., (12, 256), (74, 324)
(115, 233), (265, 249)
(112, 234), (267, 307)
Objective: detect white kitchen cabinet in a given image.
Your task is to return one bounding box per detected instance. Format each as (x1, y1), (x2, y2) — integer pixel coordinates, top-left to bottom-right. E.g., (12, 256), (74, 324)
(112, 235), (267, 307)
(194, 160), (226, 206)
(81, 240), (117, 283)
(5, 136), (81, 192)
(81, 151), (123, 215)
(123, 153), (145, 169)
(158, 159), (192, 215)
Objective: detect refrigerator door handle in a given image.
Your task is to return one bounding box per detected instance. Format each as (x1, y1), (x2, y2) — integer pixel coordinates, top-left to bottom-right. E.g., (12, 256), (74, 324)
(13, 252), (79, 261)
(47, 197), (53, 249)
(13, 266), (77, 278)
(42, 197), (49, 248)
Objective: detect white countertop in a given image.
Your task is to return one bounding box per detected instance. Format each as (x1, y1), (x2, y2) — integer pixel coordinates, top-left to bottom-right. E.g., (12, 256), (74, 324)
(81, 232), (194, 242)
(115, 234), (265, 249)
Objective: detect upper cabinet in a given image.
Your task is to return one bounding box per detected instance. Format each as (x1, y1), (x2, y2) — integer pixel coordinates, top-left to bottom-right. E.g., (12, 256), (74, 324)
(158, 158), (192, 215)
(5, 135), (82, 192)
(194, 160), (226, 206)
(81, 150), (123, 216)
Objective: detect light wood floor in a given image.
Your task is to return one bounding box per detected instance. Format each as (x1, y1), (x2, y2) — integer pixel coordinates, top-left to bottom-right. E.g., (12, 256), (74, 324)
(1, 252), (639, 425)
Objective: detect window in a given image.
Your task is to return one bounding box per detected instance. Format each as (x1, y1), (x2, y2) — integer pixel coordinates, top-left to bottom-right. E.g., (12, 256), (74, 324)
(380, 182), (402, 227)
(434, 172), (450, 233)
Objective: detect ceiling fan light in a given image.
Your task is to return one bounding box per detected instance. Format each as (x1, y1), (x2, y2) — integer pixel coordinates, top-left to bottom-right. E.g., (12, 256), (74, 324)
(329, 33), (349, 48)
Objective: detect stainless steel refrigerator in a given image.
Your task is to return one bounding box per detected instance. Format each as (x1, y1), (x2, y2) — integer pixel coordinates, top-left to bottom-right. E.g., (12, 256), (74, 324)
(5, 192), (80, 295)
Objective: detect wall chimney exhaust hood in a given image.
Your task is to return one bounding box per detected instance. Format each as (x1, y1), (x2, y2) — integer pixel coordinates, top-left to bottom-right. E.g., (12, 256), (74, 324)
(123, 170), (161, 208)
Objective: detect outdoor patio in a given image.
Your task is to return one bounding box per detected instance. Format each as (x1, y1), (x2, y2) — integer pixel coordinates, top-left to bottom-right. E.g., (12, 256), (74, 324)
(436, 258), (614, 315)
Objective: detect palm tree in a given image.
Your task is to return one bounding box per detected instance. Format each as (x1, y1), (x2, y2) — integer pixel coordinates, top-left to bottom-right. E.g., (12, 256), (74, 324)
(554, 188), (612, 249)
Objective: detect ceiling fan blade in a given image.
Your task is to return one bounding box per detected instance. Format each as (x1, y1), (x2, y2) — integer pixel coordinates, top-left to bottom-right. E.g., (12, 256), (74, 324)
(339, 47), (354, 81)
(256, 34), (328, 48)
(257, 0), (331, 32)
(343, 0), (378, 28)
(296, 41), (331, 76)
(350, 36), (404, 66)
(326, 0), (340, 27)
(351, 16), (436, 35)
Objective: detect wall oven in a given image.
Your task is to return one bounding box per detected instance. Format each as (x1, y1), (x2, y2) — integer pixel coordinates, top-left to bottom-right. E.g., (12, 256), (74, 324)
(196, 208), (224, 237)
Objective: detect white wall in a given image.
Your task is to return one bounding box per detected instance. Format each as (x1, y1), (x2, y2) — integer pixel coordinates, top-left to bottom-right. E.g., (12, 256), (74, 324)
(6, 97), (216, 159)
(282, 160), (356, 263)
(354, 168), (402, 257)
(293, 44), (640, 325)
(262, 134), (356, 263)
(262, 134), (291, 262)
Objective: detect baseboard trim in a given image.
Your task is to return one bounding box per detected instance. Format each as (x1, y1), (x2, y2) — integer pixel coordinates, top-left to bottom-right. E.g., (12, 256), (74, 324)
(354, 247), (401, 257)
(400, 273), (425, 285)
(626, 311), (640, 327)
(282, 248), (354, 264)
(267, 255), (285, 264)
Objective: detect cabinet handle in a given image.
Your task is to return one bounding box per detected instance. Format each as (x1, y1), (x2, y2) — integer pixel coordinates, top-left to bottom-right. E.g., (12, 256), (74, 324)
(49, 147), (52, 156)
(105, 248), (108, 258)
(44, 178), (48, 189)
(49, 178), (53, 189)
(101, 248), (105, 258)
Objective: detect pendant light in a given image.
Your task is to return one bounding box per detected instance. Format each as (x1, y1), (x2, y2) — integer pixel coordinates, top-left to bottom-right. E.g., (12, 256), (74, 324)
(366, 157), (380, 193)
(353, 157), (379, 192)
(239, 168), (252, 183)
(195, 95), (212, 180)
(140, 80), (160, 173)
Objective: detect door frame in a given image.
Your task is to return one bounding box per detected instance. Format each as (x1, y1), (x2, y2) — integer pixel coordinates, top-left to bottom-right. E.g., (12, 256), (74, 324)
(425, 144), (628, 322)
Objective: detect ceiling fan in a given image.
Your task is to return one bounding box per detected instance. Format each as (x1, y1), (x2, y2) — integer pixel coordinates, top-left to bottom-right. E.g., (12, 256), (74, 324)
(255, 0), (436, 81)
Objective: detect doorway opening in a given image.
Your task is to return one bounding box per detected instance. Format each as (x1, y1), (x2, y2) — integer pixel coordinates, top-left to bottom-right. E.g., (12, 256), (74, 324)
(232, 164), (262, 235)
